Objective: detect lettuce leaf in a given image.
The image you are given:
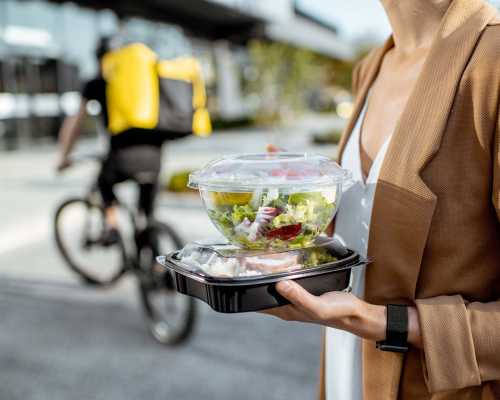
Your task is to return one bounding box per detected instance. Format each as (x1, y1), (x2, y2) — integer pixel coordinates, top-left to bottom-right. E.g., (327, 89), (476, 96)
(271, 213), (297, 228)
(288, 192), (325, 205)
(231, 204), (256, 225)
(303, 248), (337, 267)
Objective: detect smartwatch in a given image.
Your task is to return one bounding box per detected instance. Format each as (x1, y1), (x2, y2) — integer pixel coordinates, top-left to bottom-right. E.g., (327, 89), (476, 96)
(376, 304), (409, 353)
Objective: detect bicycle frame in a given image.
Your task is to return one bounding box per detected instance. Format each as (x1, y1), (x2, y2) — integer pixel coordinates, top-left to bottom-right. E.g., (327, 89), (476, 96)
(73, 159), (153, 275)
(56, 155), (195, 346)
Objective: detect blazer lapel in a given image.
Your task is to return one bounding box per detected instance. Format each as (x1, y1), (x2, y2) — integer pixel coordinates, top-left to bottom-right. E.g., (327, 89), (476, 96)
(361, 1), (498, 400)
(366, 0), (498, 304)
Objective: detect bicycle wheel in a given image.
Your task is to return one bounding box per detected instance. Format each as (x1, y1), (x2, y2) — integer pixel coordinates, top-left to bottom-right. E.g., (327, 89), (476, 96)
(54, 198), (126, 286)
(138, 221), (197, 345)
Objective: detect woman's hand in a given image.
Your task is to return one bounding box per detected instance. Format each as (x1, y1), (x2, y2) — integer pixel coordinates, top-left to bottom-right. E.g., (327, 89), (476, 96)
(262, 281), (386, 341)
(262, 280), (423, 347)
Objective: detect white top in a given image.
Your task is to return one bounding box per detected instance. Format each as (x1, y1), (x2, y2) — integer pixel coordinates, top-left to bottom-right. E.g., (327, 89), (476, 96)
(325, 96), (393, 400)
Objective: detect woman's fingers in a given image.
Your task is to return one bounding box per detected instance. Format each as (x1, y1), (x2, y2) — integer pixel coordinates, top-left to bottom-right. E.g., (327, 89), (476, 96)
(260, 305), (307, 322)
(276, 281), (325, 319)
(260, 281), (335, 324)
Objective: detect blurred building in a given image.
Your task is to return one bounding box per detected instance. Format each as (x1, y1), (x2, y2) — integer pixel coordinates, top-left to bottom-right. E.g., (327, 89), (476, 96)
(0, 0), (350, 150)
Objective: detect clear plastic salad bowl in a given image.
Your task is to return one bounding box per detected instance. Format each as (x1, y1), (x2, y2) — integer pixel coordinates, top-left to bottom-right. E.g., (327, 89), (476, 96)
(188, 153), (351, 250)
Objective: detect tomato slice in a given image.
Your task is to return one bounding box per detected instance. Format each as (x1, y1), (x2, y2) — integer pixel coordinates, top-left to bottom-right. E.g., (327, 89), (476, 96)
(266, 223), (302, 241)
(270, 169), (287, 177)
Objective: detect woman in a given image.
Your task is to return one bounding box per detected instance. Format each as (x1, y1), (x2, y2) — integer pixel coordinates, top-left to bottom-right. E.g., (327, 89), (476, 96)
(263, 0), (500, 399)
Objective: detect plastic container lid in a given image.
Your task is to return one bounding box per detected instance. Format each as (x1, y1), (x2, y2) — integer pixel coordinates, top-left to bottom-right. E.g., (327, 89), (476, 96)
(175, 237), (351, 278)
(188, 152), (351, 193)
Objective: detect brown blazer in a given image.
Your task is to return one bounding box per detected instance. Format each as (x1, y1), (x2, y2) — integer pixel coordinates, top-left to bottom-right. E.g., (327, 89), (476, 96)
(320, 0), (500, 399)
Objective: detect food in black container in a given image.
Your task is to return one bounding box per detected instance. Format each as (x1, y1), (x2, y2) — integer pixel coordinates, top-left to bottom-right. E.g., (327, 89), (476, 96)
(157, 152), (364, 313)
(157, 237), (368, 313)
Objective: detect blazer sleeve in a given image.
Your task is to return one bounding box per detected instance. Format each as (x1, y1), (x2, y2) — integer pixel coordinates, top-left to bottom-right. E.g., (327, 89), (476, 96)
(414, 119), (500, 393)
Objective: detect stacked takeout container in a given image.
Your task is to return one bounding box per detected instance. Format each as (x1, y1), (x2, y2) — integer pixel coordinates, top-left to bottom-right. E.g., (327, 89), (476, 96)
(157, 153), (369, 313)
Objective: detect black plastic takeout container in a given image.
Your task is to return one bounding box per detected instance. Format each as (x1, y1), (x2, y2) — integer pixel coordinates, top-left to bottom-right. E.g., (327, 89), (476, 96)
(157, 239), (368, 313)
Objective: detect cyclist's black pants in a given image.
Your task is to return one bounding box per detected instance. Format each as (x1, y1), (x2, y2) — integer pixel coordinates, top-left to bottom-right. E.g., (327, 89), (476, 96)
(97, 145), (162, 218)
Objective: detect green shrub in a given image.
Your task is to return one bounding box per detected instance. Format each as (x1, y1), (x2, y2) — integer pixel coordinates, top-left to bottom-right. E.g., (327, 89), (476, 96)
(211, 117), (254, 130)
(312, 130), (343, 145)
(166, 170), (195, 193)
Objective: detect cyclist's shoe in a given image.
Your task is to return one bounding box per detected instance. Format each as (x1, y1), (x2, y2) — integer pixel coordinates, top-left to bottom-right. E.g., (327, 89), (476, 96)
(100, 227), (121, 247)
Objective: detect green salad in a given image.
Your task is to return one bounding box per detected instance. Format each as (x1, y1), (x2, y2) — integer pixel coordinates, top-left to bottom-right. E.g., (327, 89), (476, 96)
(303, 247), (338, 268)
(205, 188), (337, 250)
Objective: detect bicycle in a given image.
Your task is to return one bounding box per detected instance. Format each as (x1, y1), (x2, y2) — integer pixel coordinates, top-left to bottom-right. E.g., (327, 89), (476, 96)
(53, 154), (197, 345)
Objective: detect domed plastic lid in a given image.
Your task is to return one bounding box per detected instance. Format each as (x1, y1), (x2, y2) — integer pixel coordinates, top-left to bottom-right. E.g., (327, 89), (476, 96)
(188, 152), (351, 193)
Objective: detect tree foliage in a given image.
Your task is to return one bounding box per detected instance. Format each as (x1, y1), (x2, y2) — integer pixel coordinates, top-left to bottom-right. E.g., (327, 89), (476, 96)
(246, 40), (362, 124)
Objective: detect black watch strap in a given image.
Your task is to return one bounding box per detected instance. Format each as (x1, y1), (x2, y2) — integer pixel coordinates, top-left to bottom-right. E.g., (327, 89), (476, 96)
(376, 304), (409, 353)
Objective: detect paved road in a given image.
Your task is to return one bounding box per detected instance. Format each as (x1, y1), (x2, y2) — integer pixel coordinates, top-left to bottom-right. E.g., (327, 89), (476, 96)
(0, 124), (340, 400)
(0, 278), (320, 400)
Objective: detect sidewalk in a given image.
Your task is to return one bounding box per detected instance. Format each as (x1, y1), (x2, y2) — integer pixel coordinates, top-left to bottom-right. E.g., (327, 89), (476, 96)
(0, 122), (336, 400)
(0, 115), (341, 279)
(163, 113), (342, 173)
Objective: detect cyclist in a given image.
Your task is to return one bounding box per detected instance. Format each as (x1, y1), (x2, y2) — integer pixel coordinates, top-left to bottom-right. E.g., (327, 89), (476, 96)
(56, 37), (164, 244)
